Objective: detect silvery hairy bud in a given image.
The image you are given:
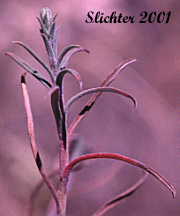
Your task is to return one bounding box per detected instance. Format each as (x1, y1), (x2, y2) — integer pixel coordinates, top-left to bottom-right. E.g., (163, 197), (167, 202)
(40, 7), (52, 31)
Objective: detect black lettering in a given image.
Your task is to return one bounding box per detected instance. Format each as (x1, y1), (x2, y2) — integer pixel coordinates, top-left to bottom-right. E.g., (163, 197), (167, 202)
(110, 12), (117, 23)
(139, 11), (148, 23)
(129, 16), (135, 23)
(95, 11), (101, 23)
(99, 13), (104, 23)
(85, 11), (137, 24)
(165, 11), (171, 23)
(157, 12), (165, 23)
(104, 16), (110, 23)
(148, 12), (156, 23)
(85, 11), (94, 23)
(118, 13), (123, 23)
(123, 16), (129, 23)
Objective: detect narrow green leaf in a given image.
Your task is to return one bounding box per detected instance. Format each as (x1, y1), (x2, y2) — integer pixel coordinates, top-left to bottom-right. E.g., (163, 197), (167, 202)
(57, 45), (89, 70)
(53, 26), (60, 58)
(52, 13), (58, 23)
(5, 52), (51, 88)
(36, 17), (48, 36)
(49, 22), (55, 39)
(13, 41), (55, 82)
(49, 22), (57, 59)
(41, 33), (57, 75)
(65, 87), (136, 114)
(43, 14), (49, 30)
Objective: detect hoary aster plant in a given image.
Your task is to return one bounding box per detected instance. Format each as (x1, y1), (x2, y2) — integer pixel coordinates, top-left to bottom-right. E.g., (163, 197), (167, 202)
(5, 7), (175, 216)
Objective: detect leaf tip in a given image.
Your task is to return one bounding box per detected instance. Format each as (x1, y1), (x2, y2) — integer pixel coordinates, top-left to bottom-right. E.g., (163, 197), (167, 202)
(12, 41), (20, 44)
(134, 99), (137, 109)
(21, 72), (27, 84)
(171, 186), (176, 198)
(132, 58), (137, 63)
(83, 48), (90, 54)
(79, 80), (83, 91)
(128, 95), (137, 109)
(5, 52), (10, 56)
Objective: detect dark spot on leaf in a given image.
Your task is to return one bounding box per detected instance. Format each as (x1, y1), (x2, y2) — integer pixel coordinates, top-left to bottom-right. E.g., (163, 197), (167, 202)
(79, 101), (95, 115)
(36, 152), (42, 171)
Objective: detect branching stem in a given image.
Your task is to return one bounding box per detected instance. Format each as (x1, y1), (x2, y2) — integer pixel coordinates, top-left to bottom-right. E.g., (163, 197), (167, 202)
(5, 7), (175, 216)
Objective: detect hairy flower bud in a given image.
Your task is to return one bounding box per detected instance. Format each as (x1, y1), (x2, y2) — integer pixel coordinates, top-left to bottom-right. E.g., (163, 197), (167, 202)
(40, 7), (52, 30)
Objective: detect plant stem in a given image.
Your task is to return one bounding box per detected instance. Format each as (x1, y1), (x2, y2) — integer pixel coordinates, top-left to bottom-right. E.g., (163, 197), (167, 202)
(51, 84), (69, 215)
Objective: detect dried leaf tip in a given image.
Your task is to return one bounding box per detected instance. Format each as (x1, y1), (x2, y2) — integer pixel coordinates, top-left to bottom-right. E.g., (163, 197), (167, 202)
(21, 73), (26, 84)
(4, 52), (10, 56)
(82, 48), (90, 54)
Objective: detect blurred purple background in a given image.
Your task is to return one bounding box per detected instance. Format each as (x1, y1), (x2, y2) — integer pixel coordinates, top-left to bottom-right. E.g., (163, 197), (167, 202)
(0, 0), (179, 215)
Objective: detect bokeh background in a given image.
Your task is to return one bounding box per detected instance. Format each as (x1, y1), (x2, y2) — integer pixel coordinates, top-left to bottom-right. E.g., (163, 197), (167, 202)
(0, 0), (179, 215)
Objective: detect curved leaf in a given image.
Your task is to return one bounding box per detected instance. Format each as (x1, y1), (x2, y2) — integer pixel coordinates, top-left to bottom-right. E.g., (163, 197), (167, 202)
(65, 86), (136, 114)
(56, 68), (82, 91)
(57, 45), (89, 70)
(62, 153), (176, 198)
(68, 59), (137, 138)
(101, 58), (137, 86)
(5, 52), (51, 88)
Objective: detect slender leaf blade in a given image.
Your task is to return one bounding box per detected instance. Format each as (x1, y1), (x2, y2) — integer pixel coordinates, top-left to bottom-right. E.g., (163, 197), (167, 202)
(5, 52), (51, 88)
(53, 26), (60, 58)
(41, 33), (57, 75)
(68, 59), (136, 138)
(49, 22), (57, 58)
(56, 68), (83, 91)
(62, 153), (176, 198)
(13, 41), (55, 82)
(52, 13), (58, 23)
(65, 86), (136, 114)
(36, 16), (48, 36)
(57, 45), (89, 70)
